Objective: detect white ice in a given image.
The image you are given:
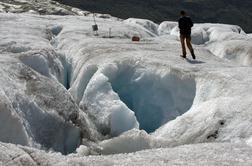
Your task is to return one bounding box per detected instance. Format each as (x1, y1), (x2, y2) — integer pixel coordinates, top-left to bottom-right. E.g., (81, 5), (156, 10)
(0, 4), (252, 164)
(0, 141), (252, 165)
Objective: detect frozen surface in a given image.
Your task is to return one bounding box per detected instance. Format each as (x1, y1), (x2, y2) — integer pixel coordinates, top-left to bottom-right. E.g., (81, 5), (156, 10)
(0, 7), (252, 164)
(124, 18), (159, 37)
(107, 62), (196, 133)
(157, 21), (252, 65)
(0, 142), (252, 166)
(81, 67), (139, 136)
(0, 55), (88, 154)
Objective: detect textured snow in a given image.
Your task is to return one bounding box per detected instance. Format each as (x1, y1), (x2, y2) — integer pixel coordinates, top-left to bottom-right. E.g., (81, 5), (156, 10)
(124, 18), (159, 37)
(157, 21), (252, 65)
(0, 14), (99, 155)
(0, 7), (252, 164)
(0, 142), (252, 166)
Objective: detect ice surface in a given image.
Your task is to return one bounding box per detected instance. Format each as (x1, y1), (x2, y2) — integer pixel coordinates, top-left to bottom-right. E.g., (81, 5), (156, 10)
(0, 89), (29, 146)
(20, 52), (50, 77)
(158, 21), (178, 36)
(69, 65), (98, 104)
(1, 142), (252, 166)
(208, 40), (252, 65)
(157, 21), (252, 65)
(80, 67), (139, 136)
(107, 61), (196, 133)
(124, 18), (159, 37)
(0, 9), (252, 164)
(0, 59), (87, 154)
(0, 14), (98, 154)
(99, 129), (153, 154)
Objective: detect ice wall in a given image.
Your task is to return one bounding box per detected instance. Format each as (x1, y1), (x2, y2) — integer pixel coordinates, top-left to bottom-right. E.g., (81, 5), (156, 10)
(71, 59), (196, 136)
(107, 62), (196, 133)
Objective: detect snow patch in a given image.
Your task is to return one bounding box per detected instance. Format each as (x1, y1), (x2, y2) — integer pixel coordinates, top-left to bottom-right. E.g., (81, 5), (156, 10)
(124, 18), (158, 37)
(19, 51), (50, 77)
(69, 65), (98, 104)
(207, 25), (245, 42)
(208, 40), (252, 66)
(158, 21), (178, 36)
(80, 68), (139, 137)
(12, 94), (81, 155)
(76, 145), (90, 156)
(191, 27), (209, 45)
(0, 91), (29, 146)
(19, 49), (66, 85)
(99, 129), (152, 154)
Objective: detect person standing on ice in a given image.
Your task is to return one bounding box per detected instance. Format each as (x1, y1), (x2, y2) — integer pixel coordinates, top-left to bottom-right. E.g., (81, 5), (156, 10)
(178, 10), (196, 59)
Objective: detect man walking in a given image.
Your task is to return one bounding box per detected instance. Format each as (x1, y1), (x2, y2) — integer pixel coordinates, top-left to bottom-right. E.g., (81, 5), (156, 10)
(178, 10), (196, 59)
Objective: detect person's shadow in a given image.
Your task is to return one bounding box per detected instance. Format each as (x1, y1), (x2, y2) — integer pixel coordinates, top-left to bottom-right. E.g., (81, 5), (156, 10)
(186, 58), (205, 64)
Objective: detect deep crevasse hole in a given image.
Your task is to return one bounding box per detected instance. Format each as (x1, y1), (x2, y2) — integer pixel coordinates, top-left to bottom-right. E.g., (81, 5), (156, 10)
(106, 62), (196, 133)
(69, 60), (196, 138)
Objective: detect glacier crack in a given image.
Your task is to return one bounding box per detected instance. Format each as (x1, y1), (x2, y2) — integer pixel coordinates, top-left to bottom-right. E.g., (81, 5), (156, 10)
(107, 63), (196, 133)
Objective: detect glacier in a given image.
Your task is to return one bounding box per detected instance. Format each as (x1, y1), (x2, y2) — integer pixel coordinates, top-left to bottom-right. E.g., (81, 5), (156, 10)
(1, 141), (252, 165)
(0, 3), (252, 165)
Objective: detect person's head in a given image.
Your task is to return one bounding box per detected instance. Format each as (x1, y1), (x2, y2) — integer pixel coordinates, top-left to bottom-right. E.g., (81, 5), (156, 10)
(180, 10), (186, 16)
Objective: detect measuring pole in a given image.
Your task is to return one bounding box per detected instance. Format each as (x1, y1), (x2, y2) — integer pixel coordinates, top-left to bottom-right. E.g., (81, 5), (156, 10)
(92, 13), (98, 36)
(93, 13), (97, 25)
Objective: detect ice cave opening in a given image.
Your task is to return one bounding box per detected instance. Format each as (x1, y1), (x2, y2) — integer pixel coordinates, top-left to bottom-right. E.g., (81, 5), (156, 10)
(108, 63), (196, 133)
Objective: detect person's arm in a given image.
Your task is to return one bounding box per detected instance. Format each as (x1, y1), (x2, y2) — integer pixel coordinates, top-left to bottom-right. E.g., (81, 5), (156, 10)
(178, 18), (182, 29)
(189, 18), (194, 27)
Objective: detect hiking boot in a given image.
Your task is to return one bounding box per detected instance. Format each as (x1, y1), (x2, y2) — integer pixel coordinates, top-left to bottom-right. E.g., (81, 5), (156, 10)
(180, 55), (186, 58)
(192, 54), (196, 60)
(191, 51), (196, 60)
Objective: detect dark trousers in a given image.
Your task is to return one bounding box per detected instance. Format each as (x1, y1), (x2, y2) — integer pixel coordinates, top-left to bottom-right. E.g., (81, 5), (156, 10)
(180, 34), (194, 57)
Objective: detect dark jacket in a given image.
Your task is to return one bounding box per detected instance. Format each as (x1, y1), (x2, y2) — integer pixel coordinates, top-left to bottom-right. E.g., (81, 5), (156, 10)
(178, 16), (193, 35)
